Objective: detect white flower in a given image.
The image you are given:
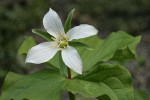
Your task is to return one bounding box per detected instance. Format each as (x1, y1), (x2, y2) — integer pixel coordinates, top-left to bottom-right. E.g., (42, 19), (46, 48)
(26, 8), (98, 74)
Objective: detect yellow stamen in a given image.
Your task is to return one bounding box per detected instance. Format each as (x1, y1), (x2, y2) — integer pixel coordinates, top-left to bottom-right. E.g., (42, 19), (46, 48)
(51, 34), (68, 49)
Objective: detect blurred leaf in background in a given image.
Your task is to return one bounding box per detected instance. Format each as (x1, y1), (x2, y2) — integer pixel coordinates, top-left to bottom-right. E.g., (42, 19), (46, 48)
(135, 89), (150, 100)
(73, 0), (150, 35)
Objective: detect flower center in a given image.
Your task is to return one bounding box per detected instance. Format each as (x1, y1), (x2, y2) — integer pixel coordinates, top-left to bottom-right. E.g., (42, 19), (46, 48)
(58, 38), (68, 48)
(52, 34), (68, 48)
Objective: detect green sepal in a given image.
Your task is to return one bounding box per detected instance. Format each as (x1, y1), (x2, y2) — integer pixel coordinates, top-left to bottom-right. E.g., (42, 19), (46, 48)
(64, 9), (75, 33)
(58, 51), (67, 77)
(32, 29), (53, 41)
(69, 41), (92, 50)
(18, 36), (36, 55)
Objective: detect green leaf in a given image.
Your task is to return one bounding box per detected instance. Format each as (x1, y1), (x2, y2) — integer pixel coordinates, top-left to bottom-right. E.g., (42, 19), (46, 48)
(97, 94), (111, 100)
(2, 64), (133, 100)
(77, 31), (141, 71)
(48, 31), (141, 72)
(76, 63), (134, 100)
(18, 36), (36, 55)
(69, 41), (92, 50)
(64, 9), (75, 33)
(110, 47), (135, 63)
(64, 79), (118, 100)
(32, 29), (53, 41)
(2, 69), (64, 100)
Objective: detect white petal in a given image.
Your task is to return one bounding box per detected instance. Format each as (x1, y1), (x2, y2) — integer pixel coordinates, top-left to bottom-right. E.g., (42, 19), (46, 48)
(66, 24), (98, 41)
(61, 46), (82, 74)
(26, 42), (59, 64)
(43, 8), (64, 39)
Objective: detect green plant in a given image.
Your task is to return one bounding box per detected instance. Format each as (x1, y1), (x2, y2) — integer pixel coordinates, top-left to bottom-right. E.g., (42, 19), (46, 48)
(1, 8), (141, 100)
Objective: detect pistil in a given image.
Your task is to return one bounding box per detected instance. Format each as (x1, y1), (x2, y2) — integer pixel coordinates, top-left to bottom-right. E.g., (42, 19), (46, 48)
(52, 37), (68, 48)
(59, 39), (68, 48)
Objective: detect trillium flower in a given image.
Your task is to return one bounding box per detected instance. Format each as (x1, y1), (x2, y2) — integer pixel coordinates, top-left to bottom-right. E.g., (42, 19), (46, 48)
(26, 8), (98, 74)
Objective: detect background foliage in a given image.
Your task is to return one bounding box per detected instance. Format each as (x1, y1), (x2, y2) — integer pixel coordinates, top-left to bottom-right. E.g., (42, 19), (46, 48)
(0, 0), (150, 99)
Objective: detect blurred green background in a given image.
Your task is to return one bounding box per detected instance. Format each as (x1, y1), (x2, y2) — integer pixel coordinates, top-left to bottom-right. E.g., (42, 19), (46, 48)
(0, 0), (150, 99)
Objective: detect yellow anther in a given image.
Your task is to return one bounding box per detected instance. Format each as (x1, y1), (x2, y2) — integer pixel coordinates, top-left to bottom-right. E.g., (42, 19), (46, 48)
(51, 35), (68, 48)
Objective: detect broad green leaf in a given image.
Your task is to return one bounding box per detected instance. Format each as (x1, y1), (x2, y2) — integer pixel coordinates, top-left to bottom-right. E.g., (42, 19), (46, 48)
(77, 63), (134, 100)
(64, 9), (75, 33)
(64, 79), (118, 100)
(48, 31), (141, 72)
(18, 36), (36, 55)
(69, 41), (92, 50)
(97, 94), (111, 100)
(2, 69), (115, 100)
(32, 29), (52, 41)
(110, 47), (135, 63)
(77, 31), (141, 71)
(2, 64), (133, 100)
(2, 69), (64, 100)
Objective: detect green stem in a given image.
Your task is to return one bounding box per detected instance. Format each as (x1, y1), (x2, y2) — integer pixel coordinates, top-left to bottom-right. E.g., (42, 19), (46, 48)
(68, 91), (75, 100)
(67, 67), (71, 79)
(67, 68), (75, 100)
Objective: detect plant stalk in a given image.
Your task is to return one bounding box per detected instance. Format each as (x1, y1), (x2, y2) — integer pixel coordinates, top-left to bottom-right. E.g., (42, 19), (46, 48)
(67, 67), (71, 79)
(68, 92), (75, 100)
(67, 68), (75, 100)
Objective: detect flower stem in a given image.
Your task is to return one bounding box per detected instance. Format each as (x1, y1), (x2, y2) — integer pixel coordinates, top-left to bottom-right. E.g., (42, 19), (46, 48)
(67, 68), (75, 100)
(67, 67), (71, 79)
(68, 92), (75, 100)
